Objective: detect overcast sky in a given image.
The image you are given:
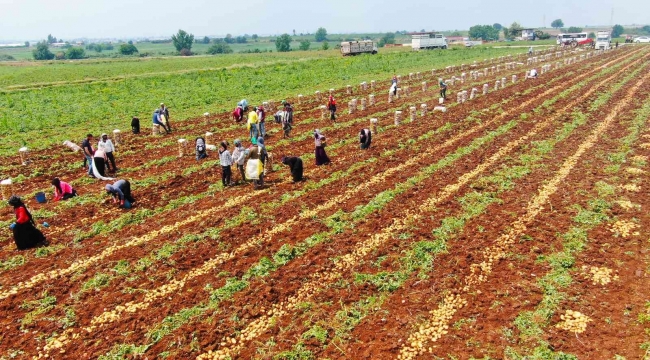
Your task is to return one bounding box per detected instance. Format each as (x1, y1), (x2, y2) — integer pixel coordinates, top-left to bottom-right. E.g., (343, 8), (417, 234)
(0, 0), (647, 41)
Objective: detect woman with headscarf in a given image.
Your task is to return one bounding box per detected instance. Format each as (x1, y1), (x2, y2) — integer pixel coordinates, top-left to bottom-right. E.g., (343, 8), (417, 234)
(281, 156), (303, 182)
(246, 136), (268, 189)
(231, 139), (248, 183)
(8, 196), (46, 250)
(327, 95), (337, 121)
(314, 129), (330, 166)
(52, 178), (77, 201)
(360, 128), (372, 149)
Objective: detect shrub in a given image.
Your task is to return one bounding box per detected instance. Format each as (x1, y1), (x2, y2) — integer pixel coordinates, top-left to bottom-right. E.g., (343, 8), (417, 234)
(275, 34), (292, 52)
(119, 43), (139, 55)
(32, 41), (54, 60)
(179, 48), (192, 56)
(65, 47), (85, 59)
(207, 43), (233, 54)
(299, 40), (311, 51)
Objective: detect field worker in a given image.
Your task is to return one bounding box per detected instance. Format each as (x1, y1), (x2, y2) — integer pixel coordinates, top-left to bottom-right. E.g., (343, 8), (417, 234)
(131, 117), (140, 134)
(256, 105), (267, 138)
(196, 137), (208, 160)
(389, 82), (397, 97)
(360, 128), (372, 150)
(238, 99), (249, 112)
(98, 133), (117, 172)
(282, 110), (293, 138)
(392, 75), (398, 85)
(93, 147), (109, 177)
(282, 100), (294, 124)
(52, 177), (77, 201)
(281, 156), (304, 182)
(231, 139), (248, 183)
(615, 41), (619, 48)
(219, 141), (234, 187)
(528, 46), (533, 56)
(8, 196), (46, 250)
(232, 106), (244, 122)
(246, 137), (268, 189)
(105, 180), (136, 208)
(82, 134), (95, 177)
(327, 95), (337, 121)
(314, 129), (331, 166)
(439, 78), (448, 99)
(159, 103), (172, 132)
(528, 69), (538, 79)
(247, 108), (260, 145)
(152, 109), (170, 134)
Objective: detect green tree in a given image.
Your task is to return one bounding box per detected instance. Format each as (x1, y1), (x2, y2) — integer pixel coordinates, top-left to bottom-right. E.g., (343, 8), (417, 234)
(493, 23), (503, 30)
(32, 41), (54, 60)
(567, 26), (583, 33)
(252, 34), (258, 42)
(202, 36), (210, 44)
(275, 33), (292, 52)
(588, 32), (596, 39)
(171, 29), (194, 52)
(235, 36), (247, 44)
(299, 40), (311, 51)
(47, 34), (57, 44)
(508, 22), (523, 37)
(224, 34), (235, 44)
(207, 43), (233, 54)
(378, 32), (396, 47)
(551, 19), (564, 29)
(315, 27), (327, 42)
(612, 24), (624, 38)
(65, 47), (85, 59)
(468, 25), (499, 41)
(119, 43), (139, 55)
(24, 41), (30, 47)
(321, 41), (329, 50)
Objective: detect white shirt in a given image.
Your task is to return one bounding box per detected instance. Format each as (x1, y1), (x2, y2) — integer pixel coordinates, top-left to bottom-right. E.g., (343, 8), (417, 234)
(98, 139), (115, 153)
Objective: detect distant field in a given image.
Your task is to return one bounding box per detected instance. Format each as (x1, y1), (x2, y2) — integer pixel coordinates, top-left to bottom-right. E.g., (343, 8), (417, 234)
(0, 46), (526, 154)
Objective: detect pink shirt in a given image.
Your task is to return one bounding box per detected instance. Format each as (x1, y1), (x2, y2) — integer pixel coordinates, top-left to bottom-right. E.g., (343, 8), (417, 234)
(54, 181), (74, 201)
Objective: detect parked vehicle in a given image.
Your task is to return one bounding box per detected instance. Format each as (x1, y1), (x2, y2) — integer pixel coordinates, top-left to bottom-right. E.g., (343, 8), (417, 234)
(340, 40), (377, 56)
(556, 32), (593, 47)
(634, 36), (650, 43)
(411, 33), (448, 50)
(595, 31), (611, 50)
(463, 38), (483, 47)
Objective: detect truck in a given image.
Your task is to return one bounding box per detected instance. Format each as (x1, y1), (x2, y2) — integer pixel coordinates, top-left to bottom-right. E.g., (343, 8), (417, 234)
(340, 40), (377, 56)
(410, 33), (448, 50)
(594, 31), (611, 50)
(556, 32), (593, 47)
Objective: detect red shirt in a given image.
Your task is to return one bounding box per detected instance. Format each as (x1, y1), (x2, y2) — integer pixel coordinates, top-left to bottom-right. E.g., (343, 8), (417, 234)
(15, 207), (30, 224)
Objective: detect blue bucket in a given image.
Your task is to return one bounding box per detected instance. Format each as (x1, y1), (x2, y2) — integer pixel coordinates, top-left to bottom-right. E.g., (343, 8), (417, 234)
(122, 200), (132, 209)
(35, 192), (46, 203)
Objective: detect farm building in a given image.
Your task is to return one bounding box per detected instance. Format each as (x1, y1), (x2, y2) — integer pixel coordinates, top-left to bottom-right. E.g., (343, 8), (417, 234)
(521, 28), (536, 40)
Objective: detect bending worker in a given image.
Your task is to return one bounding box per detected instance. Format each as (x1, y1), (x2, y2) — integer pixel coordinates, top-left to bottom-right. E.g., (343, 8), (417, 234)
(105, 179), (136, 208)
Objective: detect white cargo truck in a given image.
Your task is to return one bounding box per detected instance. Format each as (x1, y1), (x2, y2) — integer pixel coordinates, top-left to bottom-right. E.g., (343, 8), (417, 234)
(595, 31), (611, 50)
(411, 33), (448, 50)
(340, 40), (378, 56)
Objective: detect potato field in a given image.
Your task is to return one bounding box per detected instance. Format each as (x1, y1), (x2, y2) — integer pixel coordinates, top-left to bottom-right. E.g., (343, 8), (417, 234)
(0, 45), (649, 360)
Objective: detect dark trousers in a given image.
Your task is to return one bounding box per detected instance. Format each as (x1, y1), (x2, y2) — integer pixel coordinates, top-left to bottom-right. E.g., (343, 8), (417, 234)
(329, 105), (336, 120)
(237, 164), (246, 182)
(94, 157), (106, 177)
(222, 166), (232, 186)
(121, 181), (135, 203)
(62, 190), (77, 200)
(106, 152), (117, 171)
(440, 88), (447, 98)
